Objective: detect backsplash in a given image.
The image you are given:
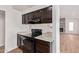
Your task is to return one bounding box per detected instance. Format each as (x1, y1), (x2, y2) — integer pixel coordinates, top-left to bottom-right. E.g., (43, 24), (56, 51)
(29, 23), (52, 33)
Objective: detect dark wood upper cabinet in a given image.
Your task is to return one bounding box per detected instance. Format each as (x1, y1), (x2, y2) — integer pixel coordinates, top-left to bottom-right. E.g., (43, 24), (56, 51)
(35, 39), (50, 53)
(41, 6), (52, 23)
(22, 14), (29, 24)
(22, 6), (52, 24)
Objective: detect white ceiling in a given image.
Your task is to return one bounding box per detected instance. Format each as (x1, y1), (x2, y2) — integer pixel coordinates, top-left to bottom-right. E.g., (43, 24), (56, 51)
(12, 5), (49, 12)
(12, 5), (35, 12)
(60, 5), (79, 18)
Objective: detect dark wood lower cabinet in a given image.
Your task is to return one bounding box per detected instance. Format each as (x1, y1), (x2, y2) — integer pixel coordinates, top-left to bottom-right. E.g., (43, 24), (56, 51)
(22, 6), (52, 24)
(17, 34), (35, 53)
(35, 39), (50, 53)
(17, 34), (50, 53)
(18, 46), (34, 53)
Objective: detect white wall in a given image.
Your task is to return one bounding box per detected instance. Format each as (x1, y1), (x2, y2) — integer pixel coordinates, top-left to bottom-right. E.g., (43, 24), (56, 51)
(60, 5), (79, 34)
(0, 11), (5, 47)
(0, 6), (30, 52)
(60, 5), (79, 18)
(52, 6), (60, 53)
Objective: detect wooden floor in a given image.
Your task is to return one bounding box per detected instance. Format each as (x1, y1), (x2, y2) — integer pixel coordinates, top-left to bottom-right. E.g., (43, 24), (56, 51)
(8, 48), (23, 53)
(0, 46), (4, 53)
(60, 33), (79, 53)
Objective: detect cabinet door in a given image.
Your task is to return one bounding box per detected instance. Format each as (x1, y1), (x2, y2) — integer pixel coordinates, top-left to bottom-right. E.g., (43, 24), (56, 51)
(33, 10), (42, 23)
(46, 6), (52, 23)
(28, 12), (33, 23)
(34, 10), (41, 18)
(41, 6), (52, 23)
(41, 8), (47, 23)
(28, 10), (42, 24)
(22, 14), (29, 24)
(36, 39), (50, 53)
(17, 34), (35, 53)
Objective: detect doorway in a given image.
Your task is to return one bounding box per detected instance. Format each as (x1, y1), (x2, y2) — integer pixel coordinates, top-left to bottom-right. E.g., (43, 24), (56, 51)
(60, 6), (79, 53)
(0, 10), (5, 53)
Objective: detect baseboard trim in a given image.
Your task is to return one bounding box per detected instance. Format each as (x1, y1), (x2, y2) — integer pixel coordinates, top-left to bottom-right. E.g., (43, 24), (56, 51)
(0, 44), (4, 47)
(8, 47), (18, 53)
(61, 32), (79, 35)
(5, 46), (18, 53)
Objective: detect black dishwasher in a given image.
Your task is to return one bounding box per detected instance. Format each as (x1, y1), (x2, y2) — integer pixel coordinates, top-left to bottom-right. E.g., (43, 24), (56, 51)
(17, 35), (35, 53)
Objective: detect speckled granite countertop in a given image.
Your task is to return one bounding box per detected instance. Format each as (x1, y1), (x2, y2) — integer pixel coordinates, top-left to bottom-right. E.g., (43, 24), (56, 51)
(17, 32), (52, 42)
